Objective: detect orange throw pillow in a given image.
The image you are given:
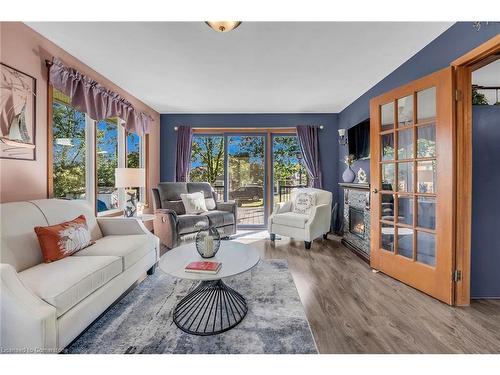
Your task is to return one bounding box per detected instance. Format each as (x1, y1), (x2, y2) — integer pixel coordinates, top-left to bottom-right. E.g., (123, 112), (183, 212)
(34, 215), (94, 263)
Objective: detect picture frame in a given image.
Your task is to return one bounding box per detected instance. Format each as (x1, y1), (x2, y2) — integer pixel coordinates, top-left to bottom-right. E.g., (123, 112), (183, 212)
(0, 62), (37, 160)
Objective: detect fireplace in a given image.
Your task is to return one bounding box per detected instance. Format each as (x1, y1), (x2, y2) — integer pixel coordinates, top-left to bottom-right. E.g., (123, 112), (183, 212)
(339, 183), (371, 262)
(349, 207), (365, 238)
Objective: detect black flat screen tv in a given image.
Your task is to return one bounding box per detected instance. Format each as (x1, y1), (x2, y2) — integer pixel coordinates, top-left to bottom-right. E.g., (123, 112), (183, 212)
(348, 119), (370, 160)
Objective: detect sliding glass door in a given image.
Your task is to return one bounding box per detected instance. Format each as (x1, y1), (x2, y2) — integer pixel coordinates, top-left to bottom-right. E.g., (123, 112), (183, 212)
(227, 135), (266, 227)
(189, 131), (306, 228)
(272, 135), (308, 206)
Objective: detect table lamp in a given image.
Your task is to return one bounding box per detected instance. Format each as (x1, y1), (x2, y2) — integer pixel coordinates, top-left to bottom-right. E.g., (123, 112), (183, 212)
(115, 168), (146, 217)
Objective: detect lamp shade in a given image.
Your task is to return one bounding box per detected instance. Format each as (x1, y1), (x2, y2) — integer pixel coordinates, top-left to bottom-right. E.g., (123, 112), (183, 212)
(115, 168), (145, 188)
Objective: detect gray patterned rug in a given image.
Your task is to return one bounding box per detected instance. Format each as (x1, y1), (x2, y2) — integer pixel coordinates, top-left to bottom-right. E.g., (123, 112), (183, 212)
(65, 259), (318, 354)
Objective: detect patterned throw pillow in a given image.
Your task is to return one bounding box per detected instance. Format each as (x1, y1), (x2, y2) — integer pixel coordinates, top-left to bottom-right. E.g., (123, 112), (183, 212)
(34, 215), (94, 263)
(293, 192), (316, 215)
(180, 191), (209, 214)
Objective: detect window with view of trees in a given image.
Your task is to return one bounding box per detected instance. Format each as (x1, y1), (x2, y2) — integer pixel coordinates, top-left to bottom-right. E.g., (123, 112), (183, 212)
(272, 135), (308, 204)
(51, 89), (146, 214)
(52, 91), (88, 200)
(96, 119), (119, 213)
(126, 132), (144, 202)
(190, 135), (225, 200)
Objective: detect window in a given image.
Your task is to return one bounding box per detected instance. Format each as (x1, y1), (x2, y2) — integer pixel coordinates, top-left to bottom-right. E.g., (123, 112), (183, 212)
(52, 91), (88, 200)
(190, 135), (225, 200)
(126, 131), (145, 202)
(96, 118), (119, 213)
(50, 89), (147, 215)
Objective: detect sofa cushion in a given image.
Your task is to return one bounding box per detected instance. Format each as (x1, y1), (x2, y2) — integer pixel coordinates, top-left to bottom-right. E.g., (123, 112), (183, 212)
(0, 201), (48, 272)
(187, 182), (216, 210)
(30, 199), (103, 241)
(273, 212), (309, 229)
(18, 256), (122, 317)
(74, 234), (155, 270)
(34, 215), (94, 263)
(180, 191), (209, 214)
(200, 210), (235, 227)
(177, 215), (209, 234)
(157, 183), (188, 215)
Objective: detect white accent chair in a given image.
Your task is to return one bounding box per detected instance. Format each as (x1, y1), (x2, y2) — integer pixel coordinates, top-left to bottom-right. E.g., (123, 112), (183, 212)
(268, 188), (332, 249)
(0, 199), (159, 353)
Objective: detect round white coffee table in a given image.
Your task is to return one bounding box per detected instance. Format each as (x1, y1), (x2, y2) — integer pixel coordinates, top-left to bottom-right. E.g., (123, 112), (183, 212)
(159, 241), (260, 336)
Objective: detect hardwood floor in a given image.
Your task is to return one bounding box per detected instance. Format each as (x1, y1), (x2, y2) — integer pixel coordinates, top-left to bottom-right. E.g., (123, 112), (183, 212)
(233, 234), (500, 354)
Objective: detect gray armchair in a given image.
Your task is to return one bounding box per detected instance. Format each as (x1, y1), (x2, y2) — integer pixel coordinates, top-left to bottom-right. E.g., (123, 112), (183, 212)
(152, 182), (237, 249)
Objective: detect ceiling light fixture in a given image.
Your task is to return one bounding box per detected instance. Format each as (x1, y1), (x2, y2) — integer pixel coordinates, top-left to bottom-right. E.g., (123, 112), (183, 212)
(205, 21), (242, 33)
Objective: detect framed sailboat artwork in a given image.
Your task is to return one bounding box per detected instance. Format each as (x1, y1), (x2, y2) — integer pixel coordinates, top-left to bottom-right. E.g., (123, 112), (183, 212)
(0, 62), (36, 160)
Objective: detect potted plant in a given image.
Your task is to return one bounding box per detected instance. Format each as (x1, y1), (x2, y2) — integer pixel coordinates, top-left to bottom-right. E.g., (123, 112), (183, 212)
(342, 154), (356, 183)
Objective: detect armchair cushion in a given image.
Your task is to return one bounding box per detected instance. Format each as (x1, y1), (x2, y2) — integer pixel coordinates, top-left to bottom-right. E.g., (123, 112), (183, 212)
(75, 234), (156, 270)
(18, 256), (122, 317)
(273, 212), (309, 229)
(177, 215), (209, 235)
(292, 191), (316, 215)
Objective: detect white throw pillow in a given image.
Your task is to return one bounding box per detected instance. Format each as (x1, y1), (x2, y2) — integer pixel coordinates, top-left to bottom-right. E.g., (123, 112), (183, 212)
(293, 192), (316, 215)
(180, 191), (209, 214)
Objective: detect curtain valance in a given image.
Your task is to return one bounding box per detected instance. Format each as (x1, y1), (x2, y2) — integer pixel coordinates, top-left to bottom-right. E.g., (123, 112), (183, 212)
(49, 57), (152, 135)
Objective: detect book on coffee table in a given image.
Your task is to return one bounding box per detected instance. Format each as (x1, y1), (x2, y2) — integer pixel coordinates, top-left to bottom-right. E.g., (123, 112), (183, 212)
(185, 261), (222, 274)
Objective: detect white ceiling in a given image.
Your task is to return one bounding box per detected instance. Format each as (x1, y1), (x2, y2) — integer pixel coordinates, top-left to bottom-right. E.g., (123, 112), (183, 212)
(27, 22), (452, 114)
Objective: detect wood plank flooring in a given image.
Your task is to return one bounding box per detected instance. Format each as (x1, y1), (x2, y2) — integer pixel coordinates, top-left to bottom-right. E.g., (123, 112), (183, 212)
(233, 234), (500, 354)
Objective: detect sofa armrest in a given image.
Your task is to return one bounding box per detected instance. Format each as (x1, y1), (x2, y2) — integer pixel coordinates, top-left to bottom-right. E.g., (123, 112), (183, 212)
(216, 201), (236, 214)
(153, 209), (178, 249)
(97, 217), (151, 236)
(0, 263), (57, 353)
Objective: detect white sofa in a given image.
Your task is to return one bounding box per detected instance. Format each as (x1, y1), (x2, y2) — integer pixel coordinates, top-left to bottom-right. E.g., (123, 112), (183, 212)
(268, 188), (332, 249)
(0, 199), (159, 353)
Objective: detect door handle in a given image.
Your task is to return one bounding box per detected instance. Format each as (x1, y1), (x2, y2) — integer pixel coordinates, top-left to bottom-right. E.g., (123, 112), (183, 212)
(372, 188), (378, 194)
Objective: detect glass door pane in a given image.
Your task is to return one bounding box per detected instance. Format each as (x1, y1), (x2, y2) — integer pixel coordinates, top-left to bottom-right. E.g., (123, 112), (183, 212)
(227, 135), (265, 226)
(272, 135), (307, 206)
(190, 135), (225, 200)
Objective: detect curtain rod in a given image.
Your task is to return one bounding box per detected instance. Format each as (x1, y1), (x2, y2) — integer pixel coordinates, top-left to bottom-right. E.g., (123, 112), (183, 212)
(173, 125), (324, 131)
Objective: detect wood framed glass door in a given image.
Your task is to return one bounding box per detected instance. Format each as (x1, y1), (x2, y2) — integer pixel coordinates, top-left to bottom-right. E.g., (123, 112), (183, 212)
(370, 67), (455, 304)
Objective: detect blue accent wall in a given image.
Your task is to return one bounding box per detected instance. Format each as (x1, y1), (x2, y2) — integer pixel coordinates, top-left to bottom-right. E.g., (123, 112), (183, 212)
(337, 22), (500, 198)
(334, 21), (500, 296)
(160, 113), (339, 201)
(471, 105), (500, 298)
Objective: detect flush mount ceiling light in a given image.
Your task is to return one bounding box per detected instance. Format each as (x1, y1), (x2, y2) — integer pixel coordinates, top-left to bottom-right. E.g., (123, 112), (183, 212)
(205, 21), (242, 33)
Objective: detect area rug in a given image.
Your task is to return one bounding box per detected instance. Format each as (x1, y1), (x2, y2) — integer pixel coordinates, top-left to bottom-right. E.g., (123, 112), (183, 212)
(65, 259), (318, 354)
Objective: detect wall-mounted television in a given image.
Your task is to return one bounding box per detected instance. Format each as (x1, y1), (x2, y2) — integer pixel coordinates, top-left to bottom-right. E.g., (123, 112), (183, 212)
(348, 119), (370, 160)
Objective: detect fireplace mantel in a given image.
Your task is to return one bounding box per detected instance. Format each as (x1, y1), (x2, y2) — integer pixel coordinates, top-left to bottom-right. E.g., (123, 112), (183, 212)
(338, 182), (370, 190)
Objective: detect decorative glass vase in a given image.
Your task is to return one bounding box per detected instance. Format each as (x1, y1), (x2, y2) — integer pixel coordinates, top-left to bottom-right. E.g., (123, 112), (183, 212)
(342, 165), (356, 183)
(195, 226), (221, 258)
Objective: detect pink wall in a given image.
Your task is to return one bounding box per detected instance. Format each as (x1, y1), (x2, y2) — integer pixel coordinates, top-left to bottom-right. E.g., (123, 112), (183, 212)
(0, 22), (160, 209)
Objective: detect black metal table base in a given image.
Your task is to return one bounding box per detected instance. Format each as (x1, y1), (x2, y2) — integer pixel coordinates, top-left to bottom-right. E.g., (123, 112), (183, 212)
(173, 279), (248, 336)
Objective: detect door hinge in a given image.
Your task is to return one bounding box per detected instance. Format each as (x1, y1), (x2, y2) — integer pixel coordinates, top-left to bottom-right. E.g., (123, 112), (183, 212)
(453, 269), (462, 282)
(455, 89), (462, 101)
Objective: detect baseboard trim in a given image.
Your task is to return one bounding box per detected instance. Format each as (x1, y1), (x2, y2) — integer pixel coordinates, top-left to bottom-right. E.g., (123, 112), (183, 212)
(341, 238), (370, 264)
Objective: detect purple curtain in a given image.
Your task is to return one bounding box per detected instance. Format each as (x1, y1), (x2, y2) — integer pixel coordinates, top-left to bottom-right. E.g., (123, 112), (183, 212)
(175, 125), (193, 182)
(296, 125), (323, 189)
(49, 57), (152, 135)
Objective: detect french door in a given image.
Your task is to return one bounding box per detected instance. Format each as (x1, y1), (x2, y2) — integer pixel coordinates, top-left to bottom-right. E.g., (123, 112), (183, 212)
(370, 67), (455, 304)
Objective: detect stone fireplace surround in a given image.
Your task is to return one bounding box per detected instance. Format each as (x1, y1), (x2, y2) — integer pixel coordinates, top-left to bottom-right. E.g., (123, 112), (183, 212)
(339, 183), (370, 262)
